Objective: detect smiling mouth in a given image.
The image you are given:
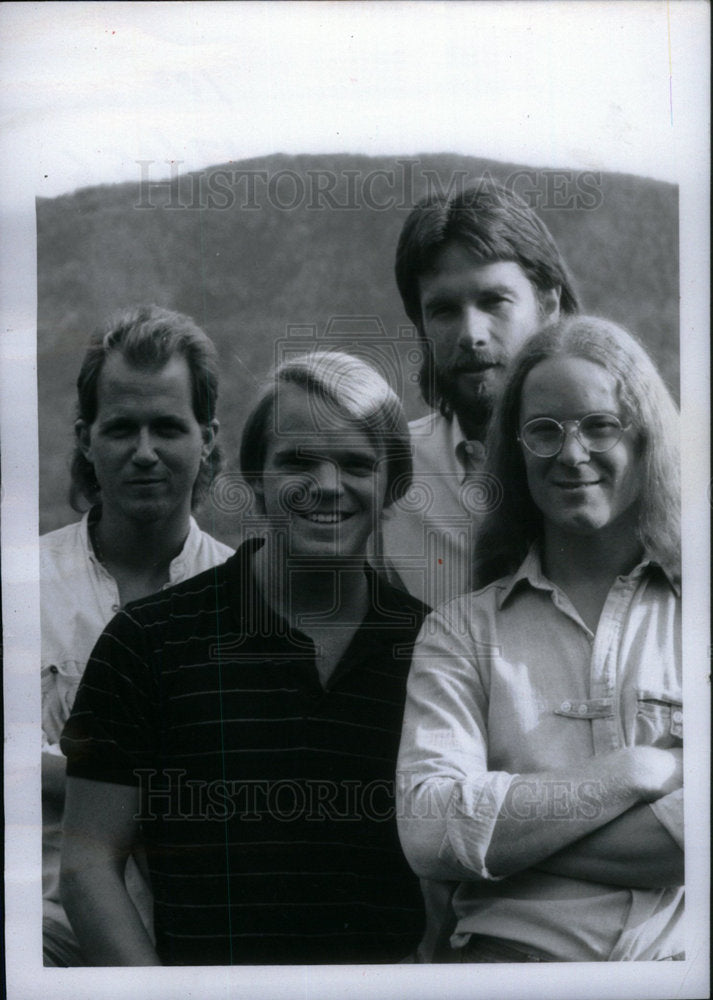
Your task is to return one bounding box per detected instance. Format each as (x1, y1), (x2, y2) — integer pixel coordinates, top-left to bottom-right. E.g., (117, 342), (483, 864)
(554, 481), (601, 490)
(300, 511), (354, 524)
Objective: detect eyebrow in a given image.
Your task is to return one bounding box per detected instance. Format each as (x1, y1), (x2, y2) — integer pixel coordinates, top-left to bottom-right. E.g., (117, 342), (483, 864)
(98, 414), (190, 429)
(422, 282), (521, 304)
(271, 443), (378, 461)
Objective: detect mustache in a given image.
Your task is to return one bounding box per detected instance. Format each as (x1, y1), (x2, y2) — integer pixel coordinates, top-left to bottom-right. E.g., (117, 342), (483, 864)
(447, 351), (504, 375)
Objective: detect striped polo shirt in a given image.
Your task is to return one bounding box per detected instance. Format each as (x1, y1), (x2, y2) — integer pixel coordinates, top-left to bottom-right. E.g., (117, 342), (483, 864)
(62, 539), (427, 965)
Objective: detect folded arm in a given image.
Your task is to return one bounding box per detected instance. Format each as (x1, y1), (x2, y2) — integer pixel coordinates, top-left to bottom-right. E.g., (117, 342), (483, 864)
(482, 746), (682, 877)
(397, 607), (683, 884)
(536, 802), (684, 887)
(61, 776), (160, 966)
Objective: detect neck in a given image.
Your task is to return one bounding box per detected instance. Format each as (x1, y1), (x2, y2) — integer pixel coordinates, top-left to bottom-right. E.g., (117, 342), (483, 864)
(92, 505), (191, 573)
(542, 518), (644, 591)
(251, 536), (369, 628)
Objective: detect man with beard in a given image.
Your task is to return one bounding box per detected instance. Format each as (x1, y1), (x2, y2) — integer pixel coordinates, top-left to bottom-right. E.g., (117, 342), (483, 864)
(379, 179), (579, 607)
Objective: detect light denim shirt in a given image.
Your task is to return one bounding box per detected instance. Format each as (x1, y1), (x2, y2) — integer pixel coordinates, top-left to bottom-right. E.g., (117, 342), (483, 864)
(397, 545), (683, 961)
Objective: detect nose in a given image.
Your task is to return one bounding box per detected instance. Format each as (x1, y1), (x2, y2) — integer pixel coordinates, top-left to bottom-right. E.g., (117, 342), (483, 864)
(457, 305), (491, 349)
(132, 428), (159, 465)
(311, 460), (341, 496)
(556, 425), (590, 466)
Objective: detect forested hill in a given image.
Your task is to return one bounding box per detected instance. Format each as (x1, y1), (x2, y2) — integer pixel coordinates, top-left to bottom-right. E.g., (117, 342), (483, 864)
(37, 152), (678, 542)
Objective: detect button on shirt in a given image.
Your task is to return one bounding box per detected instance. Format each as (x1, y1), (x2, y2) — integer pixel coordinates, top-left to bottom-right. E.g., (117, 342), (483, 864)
(379, 412), (488, 607)
(397, 545), (683, 961)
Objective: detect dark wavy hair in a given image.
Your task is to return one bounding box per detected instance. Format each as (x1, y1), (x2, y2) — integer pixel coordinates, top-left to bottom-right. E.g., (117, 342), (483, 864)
(240, 350), (412, 508)
(475, 315), (680, 587)
(395, 178), (580, 411)
(70, 304), (222, 511)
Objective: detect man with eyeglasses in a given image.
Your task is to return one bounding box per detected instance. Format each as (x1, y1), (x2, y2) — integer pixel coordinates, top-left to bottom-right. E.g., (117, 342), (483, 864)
(397, 316), (684, 963)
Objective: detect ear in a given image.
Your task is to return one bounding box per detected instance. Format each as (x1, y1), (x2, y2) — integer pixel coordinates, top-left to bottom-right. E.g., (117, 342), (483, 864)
(538, 285), (561, 325)
(75, 419), (93, 461)
(201, 419), (219, 461)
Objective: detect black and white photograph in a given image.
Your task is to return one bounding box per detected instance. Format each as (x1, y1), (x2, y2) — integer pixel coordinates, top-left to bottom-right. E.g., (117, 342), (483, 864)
(1, 3), (709, 999)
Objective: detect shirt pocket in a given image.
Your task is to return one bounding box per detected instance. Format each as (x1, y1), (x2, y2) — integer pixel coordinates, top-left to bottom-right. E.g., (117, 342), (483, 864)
(41, 659), (85, 747)
(634, 688), (683, 748)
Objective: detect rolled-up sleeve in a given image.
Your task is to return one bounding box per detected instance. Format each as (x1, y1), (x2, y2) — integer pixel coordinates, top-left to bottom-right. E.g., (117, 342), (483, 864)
(60, 610), (157, 786)
(396, 604), (515, 882)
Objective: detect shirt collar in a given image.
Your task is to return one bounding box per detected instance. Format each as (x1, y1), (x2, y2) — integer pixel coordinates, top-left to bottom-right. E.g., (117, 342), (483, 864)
(497, 543), (554, 609)
(167, 516), (202, 583)
(84, 505), (202, 586)
(82, 506), (113, 580)
(498, 541), (681, 609)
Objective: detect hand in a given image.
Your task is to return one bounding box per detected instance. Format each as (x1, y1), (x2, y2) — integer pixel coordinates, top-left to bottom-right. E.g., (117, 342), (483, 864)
(627, 746), (683, 802)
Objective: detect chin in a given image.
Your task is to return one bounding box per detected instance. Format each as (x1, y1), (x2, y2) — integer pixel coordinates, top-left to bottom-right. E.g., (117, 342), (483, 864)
(126, 502), (172, 524)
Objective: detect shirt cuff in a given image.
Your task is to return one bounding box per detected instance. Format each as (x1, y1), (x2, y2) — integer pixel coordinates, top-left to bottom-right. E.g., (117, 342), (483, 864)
(439, 770), (516, 880)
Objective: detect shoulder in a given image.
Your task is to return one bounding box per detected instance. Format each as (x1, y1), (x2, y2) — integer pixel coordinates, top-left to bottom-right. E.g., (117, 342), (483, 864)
(40, 518), (86, 549)
(423, 576), (512, 635)
(193, 525), (234, 558)
(407, 411), (449, 449)
(126, 551), (237, 625)
(40, 518), (87, 573)
(408, 411), (441, 435)
(407, 412), (460, 471)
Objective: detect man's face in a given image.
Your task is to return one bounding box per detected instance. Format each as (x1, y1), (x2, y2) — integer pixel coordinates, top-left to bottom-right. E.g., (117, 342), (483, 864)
(253, 384), (388, 562)
(419, 242), (560, 432)
(520, 356), (642, 540)
(77, 353), (216, 528)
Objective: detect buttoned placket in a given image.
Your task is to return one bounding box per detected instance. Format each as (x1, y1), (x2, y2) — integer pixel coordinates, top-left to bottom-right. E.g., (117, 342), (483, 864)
(588, 573), (644, 755)
(86, 538), (122, 615)
(548, 572), (645, 755)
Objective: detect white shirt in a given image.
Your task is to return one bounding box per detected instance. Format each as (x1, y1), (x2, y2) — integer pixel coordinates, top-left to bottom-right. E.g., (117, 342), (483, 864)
(379, 412), (491, 607)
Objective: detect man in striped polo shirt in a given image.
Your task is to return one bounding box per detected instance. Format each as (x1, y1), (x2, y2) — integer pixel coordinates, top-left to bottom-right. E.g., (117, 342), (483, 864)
(60, 351), (427, 965)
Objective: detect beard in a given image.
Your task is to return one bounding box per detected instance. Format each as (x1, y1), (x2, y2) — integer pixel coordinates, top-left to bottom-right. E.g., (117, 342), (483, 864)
(435, 349), (504, 434)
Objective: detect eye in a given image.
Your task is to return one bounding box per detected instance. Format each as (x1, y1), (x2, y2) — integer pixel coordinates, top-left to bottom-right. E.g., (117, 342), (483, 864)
(425, 301), (457, 321)
(342, 456), (376, 476)
(101, 421), (134, 439)
(581, 414), (621, 442)
(524, 418), (561, 446)
(481, 294), (510, 311)
(153, 420), (187, 438)
(278, 452), (313, 472)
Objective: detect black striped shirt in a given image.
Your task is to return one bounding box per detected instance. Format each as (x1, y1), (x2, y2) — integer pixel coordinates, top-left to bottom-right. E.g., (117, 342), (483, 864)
(62, 539), (427, 965)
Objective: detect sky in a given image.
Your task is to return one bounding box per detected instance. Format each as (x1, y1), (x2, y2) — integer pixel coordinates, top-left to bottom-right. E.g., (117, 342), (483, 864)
(0, 0), (709, 203)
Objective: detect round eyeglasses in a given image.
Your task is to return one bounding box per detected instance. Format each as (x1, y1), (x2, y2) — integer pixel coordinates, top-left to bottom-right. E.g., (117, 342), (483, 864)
(518, 413), (630, 458)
